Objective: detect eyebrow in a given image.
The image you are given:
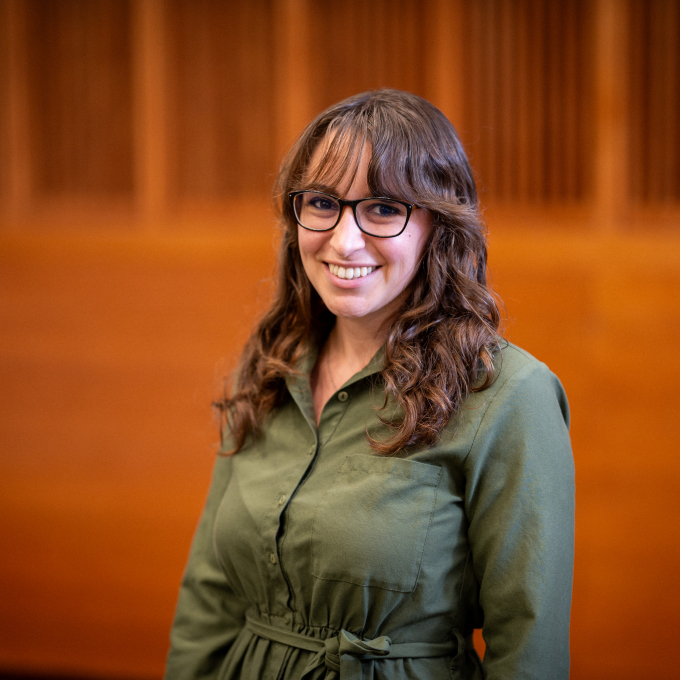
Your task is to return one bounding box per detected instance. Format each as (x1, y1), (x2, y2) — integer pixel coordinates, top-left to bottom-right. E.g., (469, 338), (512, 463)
(299, 183), (339, 196)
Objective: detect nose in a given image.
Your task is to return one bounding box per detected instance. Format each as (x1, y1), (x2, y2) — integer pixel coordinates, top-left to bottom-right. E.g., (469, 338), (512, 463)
(329, 204), (366, 256)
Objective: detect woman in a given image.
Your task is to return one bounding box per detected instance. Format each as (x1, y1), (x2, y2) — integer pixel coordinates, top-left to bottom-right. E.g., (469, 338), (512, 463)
(164, 89), (574, 680)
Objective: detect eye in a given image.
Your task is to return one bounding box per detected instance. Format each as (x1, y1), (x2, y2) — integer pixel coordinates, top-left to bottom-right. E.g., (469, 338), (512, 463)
(375, 203), (401, 217)
(362, 200), (407, 219)
(306, 193), (339, 212)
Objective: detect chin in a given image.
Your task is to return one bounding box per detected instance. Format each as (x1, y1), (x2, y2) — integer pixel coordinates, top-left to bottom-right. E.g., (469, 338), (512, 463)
(325, 304), (372, 320)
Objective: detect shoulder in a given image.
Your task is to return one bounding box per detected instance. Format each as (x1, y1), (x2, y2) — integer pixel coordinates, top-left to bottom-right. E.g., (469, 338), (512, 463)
(460, 340), (572, 477)
(436, 340), (570, 461)
(491, 340), (558, 388)
(471, 340), (570, 427)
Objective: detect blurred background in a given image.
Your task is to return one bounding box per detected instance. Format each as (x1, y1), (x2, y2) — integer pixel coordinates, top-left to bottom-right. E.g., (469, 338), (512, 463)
(1, 0), (679, 678)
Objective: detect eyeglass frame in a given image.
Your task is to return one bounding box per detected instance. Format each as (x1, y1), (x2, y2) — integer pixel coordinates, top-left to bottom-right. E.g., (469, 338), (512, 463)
(288, 190), (417, 238)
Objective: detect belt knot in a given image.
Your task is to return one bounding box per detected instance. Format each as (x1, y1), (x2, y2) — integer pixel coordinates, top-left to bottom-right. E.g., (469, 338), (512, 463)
(316, 629), (392, 673)
(244, 611), (459, 679)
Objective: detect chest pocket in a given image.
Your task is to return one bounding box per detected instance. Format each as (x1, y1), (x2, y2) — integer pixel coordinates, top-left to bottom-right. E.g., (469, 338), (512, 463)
(311, 455), (442, 593)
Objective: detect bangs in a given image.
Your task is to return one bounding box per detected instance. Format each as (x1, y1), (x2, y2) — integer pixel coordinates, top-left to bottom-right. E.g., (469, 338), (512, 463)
(366, 104), (444, 205)
(368, 128), (419, 203)
(283, 88), (474, 210)
(298, 115), (423, 204)
(298, 117), (368, 194)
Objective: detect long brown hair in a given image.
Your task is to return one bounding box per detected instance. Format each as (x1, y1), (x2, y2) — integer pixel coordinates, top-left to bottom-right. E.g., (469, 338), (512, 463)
(218, 89), (501, 455)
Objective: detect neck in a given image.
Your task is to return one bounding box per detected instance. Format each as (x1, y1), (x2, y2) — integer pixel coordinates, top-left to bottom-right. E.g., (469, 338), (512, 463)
(310, 308), (396, 425)
(328, 314), (391, 371)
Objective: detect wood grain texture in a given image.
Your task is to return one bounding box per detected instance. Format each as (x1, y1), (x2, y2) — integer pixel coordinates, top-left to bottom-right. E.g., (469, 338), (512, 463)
(0, 0), (679, 677)
(25, 0), (135, 198)
(1, 230), (680, 679)
(629, 0), (680, 205)
(0, 0), (10, 199)
(165, 0), (277, 200)
(462, 0), (595, 205)
(0, 234), (277, 678)
(306, 0), (429, 114)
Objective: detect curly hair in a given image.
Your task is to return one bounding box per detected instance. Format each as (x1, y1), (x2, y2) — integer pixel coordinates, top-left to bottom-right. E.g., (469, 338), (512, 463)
(217, 89), (501, 455)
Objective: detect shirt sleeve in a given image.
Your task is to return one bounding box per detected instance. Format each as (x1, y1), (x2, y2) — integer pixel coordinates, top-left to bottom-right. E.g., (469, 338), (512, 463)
(164, 453), (248, 680)
(464, 358), (575, 679)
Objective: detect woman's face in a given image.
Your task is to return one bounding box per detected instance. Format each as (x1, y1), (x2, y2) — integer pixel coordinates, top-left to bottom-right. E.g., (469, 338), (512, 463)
(297, 145), (433, 329)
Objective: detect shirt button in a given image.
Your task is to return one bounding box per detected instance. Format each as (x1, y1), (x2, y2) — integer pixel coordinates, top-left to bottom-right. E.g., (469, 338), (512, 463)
(283, 613), (291, 624)
(278, 495), (286, 506)
(308, 445), (315, 455)
(269, 553), (277, 565)
(337, 391), (349, 402)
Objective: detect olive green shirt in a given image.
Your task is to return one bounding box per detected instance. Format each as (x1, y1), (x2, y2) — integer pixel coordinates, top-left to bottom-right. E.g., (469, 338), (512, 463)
(164, 342), (574, 680)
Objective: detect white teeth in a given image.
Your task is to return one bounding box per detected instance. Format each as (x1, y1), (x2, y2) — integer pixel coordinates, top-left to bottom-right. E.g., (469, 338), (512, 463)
(328, 264), (375, 279)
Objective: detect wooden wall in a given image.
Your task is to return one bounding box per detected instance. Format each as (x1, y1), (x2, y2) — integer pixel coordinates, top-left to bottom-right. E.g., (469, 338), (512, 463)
(1, 0), (679, 678)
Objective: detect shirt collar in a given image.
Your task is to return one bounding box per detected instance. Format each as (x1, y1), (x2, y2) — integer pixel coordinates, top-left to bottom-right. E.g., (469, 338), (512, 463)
(284, 340), (385, 427)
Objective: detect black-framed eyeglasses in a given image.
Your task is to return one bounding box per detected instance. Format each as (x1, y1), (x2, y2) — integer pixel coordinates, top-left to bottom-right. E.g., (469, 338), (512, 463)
(289, 190), (416, 238)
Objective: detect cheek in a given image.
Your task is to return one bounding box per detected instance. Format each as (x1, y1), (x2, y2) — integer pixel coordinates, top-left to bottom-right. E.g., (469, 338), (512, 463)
(384, 239), (427, 278)
(386, 227), (432, 285)
(297, 227), (326, 262)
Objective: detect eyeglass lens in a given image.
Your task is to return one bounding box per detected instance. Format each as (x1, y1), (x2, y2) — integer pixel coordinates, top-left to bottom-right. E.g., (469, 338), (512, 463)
(294, 192), (408, 237)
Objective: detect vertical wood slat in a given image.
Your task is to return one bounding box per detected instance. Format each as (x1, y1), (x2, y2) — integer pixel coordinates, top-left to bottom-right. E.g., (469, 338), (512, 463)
(657, 0), (677, 202)
(654, 0), (675, 203)
(629, 0), (680, 205)
(26, 0), (135, 198)
(0, 0), (10, 201)
(425, 0), (465, 132)
(466, 0), (488, 194)
(273, 0), (311, 161)
(562, 0), (578, 201)
(165, 0), (277, 201)
(546, 0), (561, 201)
(2, 0), (31, 222)
(647, 1), (664, 203)
(487, 0), (497, 198)
(498, 0), (513, 201)
(664, 0), (680, 202)
(133, 0), (167, 226)
(531, 0), (546, 202)
(464, 0), (593, 207)
(627, 0), (644, 203)
(516, 0), (530, 203)
(593, 0), (628, 230)
(306, 0), (428, 119)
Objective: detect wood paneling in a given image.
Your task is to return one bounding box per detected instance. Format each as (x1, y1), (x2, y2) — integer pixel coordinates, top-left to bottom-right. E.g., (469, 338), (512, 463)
(0, 1), (9, 198)
(629, 0), (680, 205)
(165, 0), (277, 200)
(2, 231), (680, 679)
(25, 0), (134, 198)
(0, 234), (276, 678)
(0, 0), (677, 222)
(463, 0), (595, 204)
(307, 0), (429, 114)
(1, 1), (680, 678)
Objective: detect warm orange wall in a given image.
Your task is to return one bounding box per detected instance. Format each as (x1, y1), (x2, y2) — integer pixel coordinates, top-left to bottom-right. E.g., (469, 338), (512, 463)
(1, 1), (679, 678)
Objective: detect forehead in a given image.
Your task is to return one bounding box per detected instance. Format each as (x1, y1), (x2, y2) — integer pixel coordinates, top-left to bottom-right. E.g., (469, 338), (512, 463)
(302, 132), (369, 194)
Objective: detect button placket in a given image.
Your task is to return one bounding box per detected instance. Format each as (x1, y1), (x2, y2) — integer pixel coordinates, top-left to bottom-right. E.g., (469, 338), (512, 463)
(269, 450), (318, 614)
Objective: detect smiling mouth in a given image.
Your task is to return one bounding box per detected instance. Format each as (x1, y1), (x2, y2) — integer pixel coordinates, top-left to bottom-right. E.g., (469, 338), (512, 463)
(328, 263), (377, 280)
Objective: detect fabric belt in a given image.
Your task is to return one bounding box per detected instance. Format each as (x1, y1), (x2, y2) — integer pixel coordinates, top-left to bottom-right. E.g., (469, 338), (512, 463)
(245, 612), (463, 679)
